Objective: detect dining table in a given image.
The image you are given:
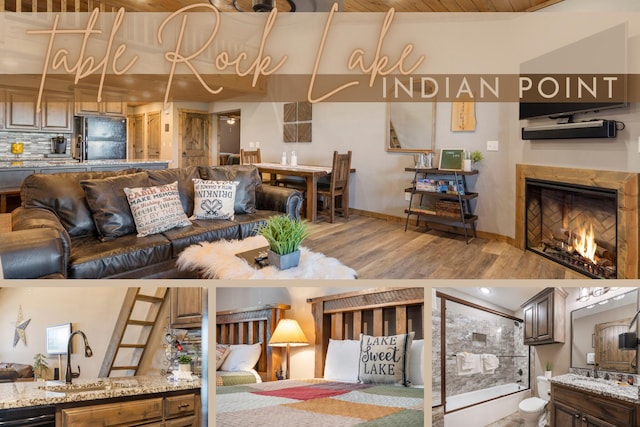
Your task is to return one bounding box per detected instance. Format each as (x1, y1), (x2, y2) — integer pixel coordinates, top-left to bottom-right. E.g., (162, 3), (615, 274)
(254, 162), (351, 222)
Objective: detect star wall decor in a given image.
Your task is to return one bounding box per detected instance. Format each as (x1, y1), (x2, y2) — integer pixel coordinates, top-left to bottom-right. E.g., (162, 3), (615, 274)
(13, 305), (31, 347)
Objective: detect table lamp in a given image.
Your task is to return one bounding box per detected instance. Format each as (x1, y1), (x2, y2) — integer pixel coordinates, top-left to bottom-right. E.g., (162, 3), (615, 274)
(268, 319), (308, 379)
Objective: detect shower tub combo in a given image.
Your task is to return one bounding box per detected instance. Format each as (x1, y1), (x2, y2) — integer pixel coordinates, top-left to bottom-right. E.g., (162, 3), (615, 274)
(433, 292), (532, 427)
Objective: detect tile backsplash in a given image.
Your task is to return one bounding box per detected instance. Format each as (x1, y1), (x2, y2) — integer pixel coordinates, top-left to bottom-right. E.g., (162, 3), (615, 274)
(0, 131), (72, 158)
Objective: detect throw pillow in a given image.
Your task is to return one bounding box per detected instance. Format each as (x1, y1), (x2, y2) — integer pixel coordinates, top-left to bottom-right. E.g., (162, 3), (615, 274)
(192, 179), (238, 220)
(204, 165), (262, 214)
(408, 339), (424, 386)
(358, 332), (414, 386)
(323, 339), (360, 383)
(123, 181), (191, 237)
(219, 343), (262, 372)
(80, 172), (151, 241)
(147, 166), (201, 216)
(216, 344), (231, 370)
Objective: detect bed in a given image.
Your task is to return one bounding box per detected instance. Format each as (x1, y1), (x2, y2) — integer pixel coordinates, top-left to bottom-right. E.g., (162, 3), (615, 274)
(216, 303), (290, 383)
(216, 288), (424, 427)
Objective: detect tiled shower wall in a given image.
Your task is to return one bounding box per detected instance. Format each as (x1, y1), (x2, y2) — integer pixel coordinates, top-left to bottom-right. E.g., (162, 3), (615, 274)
(444, 300), (529, 398)
(0, 131), (72, 158)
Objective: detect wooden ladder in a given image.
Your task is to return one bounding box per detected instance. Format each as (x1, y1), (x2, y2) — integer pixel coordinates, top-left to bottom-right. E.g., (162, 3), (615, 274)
(99, 288), (168, 378)
(389, 122), (401, 148)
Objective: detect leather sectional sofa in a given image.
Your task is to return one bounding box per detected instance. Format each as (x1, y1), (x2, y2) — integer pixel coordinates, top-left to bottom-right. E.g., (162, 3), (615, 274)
(7, 165), (303, 279)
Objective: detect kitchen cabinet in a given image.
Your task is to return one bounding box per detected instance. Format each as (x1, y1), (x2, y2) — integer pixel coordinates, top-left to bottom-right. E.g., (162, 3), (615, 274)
(404, 168), (478, 243)
(75, 91), (126, 116)
(170, 288), (204, 329)
(4, 89), (72, 131)
(521, 287), (567, 345)
(551, 383), (637, 427)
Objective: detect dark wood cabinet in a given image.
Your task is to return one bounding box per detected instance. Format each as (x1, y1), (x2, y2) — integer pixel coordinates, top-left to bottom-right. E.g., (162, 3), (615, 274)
(170, 288), (204, 329)
(551, 383), (636, 427)
(521, 287), (566, 345)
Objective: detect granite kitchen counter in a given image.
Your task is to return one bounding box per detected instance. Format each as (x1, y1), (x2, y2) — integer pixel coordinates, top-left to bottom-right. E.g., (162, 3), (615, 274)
(0, 375), (201, 409)
(551, 373), (640, 404)
(0, 159), (170, 168)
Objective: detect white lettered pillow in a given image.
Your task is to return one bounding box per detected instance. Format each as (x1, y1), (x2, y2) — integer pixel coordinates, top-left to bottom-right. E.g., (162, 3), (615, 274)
(358, 332), (414, 386)
(123, 181), (191, 237)
(192, 179), (238, 220)
(323, 339), (360, 383)
(219, 343), (262, 372)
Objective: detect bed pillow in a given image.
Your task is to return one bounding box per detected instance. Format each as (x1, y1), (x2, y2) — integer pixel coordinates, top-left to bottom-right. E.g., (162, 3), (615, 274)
(192, 179), (238, 220)
(216, 344), (231, 370)
(219, 343), (262, 372)
(358, 332), (414, 386)
(323, 339), (360, 383)
(408, 339), (424, 386)
(204, 165), (262, 214)
(123, 181), (191, 237)
(80, 172), (151, 241)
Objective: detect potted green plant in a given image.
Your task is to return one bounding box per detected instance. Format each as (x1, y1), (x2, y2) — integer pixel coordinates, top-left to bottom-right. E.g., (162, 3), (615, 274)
(470, 150), (483, 168)
(177, 354), (192, 372)
(256, 215), (310, 270)
(33, 353), (49, 381)
(545, 361), (553, 378)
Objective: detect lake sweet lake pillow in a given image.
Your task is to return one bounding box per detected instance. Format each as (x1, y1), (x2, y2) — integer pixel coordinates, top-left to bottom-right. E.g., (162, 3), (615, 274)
(192, 179), (238, 220)
(358, 332), (414, 386)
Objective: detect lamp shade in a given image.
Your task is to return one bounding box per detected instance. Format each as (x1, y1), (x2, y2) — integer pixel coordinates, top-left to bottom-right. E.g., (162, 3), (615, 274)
(269, 319), (309, 347)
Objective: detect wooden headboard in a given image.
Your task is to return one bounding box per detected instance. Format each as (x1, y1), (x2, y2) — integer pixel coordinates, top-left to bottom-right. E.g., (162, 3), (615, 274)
(216, 304), (289, 381)
(307, 287), (424, 378)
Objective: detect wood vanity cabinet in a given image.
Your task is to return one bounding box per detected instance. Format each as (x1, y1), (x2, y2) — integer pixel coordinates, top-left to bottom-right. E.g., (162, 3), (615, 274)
(170, 288), (204, 329)
(551, 383), (637, 427)
(57, 392), (200, 427)
(521, 287), (567, 345)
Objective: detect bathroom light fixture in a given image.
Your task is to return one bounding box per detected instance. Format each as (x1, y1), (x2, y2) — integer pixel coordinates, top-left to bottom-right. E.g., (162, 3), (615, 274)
(613, 294), (626, 301)
(479, 288), (491, 295)
(576, 286), (610, 302)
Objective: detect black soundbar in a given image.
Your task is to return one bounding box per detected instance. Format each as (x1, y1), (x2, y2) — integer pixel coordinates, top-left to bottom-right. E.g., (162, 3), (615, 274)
(522, 120), (617, 140)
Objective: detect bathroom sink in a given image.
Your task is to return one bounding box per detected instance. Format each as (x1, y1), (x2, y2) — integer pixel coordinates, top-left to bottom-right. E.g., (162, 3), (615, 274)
(39, 382), (136, 393)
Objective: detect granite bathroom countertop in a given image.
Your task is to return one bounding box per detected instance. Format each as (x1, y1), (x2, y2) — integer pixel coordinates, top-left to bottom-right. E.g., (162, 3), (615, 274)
(551, 373), (640, 403)
(0, 375), (201, 409)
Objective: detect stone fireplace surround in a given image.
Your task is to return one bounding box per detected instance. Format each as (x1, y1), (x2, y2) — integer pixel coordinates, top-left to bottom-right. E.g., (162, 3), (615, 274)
(516, 164), (639, 279)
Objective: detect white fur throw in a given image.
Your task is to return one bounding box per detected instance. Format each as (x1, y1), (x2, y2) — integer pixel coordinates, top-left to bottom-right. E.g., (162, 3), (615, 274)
(176, 236), (357, 279)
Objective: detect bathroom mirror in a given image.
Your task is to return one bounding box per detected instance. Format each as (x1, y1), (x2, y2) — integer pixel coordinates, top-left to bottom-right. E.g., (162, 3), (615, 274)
(571, 289), (639, 373)
(386, 82), (436, 153)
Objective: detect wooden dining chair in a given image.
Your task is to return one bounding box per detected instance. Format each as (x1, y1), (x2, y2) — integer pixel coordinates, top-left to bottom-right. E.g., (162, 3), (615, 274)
(317, 151), (352, 223)
(239, 148), (261, 164)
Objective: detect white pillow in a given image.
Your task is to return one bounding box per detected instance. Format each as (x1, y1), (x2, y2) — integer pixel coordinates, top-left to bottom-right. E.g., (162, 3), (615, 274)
(408, 339), (424, 386)
(192, 179), (237, 220)
(124, 181), (191, 237)
(323, 339), (360, 383)
(219, 343), (262, 372)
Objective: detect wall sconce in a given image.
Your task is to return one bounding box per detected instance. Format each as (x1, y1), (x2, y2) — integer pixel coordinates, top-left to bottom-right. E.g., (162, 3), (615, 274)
(618, 308), (640, 350)
(268, 319), (308, 380)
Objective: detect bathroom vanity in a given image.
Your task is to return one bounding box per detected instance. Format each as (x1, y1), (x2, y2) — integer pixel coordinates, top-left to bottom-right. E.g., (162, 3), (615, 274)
(550, 374), (640, 426)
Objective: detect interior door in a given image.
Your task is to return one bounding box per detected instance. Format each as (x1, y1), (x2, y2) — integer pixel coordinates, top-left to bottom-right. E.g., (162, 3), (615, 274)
(129, 114), (145, 160)
(147, 111), (161, 159)
(595, 319), (636, 373)
(180, 110), (211, 168)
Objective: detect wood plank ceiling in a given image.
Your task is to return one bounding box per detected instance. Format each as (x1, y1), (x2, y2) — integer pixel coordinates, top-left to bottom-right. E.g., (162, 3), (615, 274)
(4, 0), (563, 13)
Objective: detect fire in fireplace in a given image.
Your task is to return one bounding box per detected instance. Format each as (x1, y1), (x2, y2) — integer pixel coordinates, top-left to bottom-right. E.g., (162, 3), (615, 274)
(525, 179), (617, 279)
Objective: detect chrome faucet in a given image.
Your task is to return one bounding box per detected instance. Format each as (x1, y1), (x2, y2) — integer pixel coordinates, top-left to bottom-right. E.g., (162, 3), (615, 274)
(66, 330), (93, 384)
(593, 363), (599, 379)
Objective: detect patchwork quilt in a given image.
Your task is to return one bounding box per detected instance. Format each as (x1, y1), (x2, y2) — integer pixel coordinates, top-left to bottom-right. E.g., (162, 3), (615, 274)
(216, 379), (424, 427)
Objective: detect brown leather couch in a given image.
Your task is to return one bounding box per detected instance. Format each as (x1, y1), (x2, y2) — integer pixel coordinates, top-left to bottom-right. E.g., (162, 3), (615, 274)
(8, 165), (303, 279)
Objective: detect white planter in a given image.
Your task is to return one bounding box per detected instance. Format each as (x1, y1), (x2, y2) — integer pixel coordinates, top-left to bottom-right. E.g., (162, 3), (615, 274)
(545, 370), (552, 379)
(179, 363), (191, 372)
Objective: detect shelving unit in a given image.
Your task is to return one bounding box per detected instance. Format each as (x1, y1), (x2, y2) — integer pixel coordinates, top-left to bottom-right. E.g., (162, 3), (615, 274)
(404, 167), (478, 243)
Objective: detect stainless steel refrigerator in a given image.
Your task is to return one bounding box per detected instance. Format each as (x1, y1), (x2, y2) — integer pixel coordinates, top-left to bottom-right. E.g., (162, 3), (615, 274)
(73, 116), (127, 161)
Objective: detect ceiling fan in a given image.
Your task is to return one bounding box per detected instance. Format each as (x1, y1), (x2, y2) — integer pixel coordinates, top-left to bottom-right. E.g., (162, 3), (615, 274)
(219, 114), (240, 125)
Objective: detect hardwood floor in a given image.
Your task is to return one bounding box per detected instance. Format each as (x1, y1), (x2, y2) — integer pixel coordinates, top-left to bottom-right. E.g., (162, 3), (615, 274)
(304, 214), (586, 280)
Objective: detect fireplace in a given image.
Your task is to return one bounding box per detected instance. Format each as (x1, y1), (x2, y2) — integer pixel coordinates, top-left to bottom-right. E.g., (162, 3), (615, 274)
(516, 164), (640, 279)
(525, 179), (617, 279)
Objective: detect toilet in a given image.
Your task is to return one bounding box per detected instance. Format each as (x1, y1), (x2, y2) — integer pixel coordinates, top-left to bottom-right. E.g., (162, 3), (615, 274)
(518, 376), (550, 427)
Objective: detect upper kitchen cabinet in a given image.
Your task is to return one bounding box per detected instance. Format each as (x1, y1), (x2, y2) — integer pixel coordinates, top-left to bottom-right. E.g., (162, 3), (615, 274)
(5, 89), (73, 132)
(75, 90), (126, 116)
(170, 288), (204, 329)
(521, 287), (567, 346)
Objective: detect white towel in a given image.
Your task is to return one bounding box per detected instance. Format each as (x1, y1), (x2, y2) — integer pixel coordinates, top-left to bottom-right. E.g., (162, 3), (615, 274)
(481, 354), (500, 373)
(456, 352), (482, 376)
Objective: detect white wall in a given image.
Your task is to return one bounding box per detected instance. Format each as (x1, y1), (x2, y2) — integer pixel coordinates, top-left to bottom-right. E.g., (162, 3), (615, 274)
(0, 287), (172, 380)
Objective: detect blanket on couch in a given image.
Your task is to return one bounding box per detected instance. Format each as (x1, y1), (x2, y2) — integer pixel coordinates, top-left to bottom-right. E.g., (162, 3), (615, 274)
(216, 379), (423, 427)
